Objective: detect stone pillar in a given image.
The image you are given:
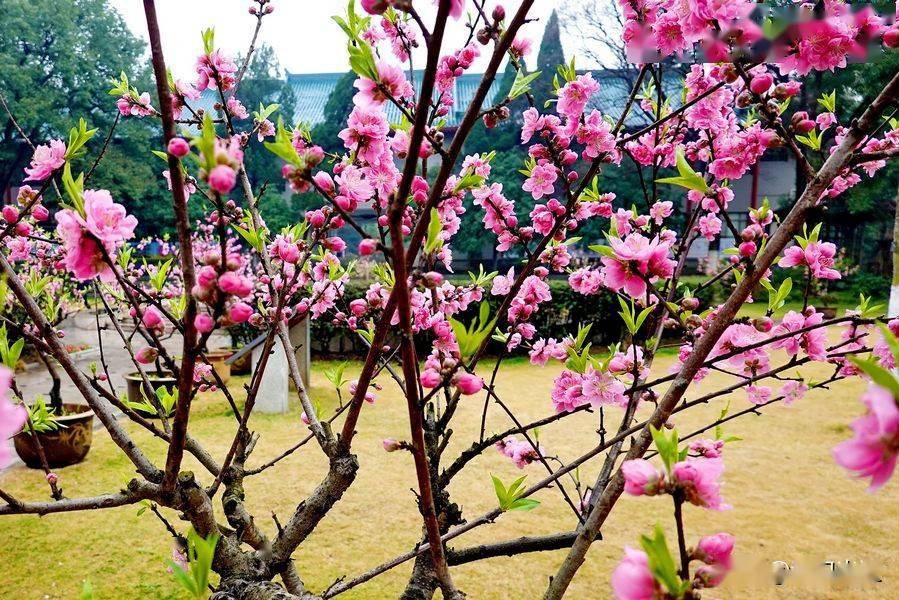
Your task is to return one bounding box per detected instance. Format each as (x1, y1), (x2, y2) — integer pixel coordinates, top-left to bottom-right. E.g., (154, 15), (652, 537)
(288, 318), (310, 387)
(252, 341), (289, 414)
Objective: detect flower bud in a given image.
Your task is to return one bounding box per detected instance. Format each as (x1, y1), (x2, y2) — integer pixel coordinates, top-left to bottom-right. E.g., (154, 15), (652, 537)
(795, 119), (816, 134)
(382, 438), (402, 452)
(454, 373), (484, 395)
(229, 302), (253, 324)
(680, 297), (700, 311)
(2, 205), (19, 223)
(420, 370), (441, 388)
(135, 346), (159, 365)
(194, 313), (215, 333)
(358, 238), (377, 256)
(208, 165), (237, 194)
(360, 0), (390, 15)
(752, 316), (773, 333)
(422, 271), (443, 288)
(167, 137), (190, 158)
(738, 241), (757, 257)
(749, 73), (773, 95)
(884, 27), (899, 49)
(32, 204), (49, 221)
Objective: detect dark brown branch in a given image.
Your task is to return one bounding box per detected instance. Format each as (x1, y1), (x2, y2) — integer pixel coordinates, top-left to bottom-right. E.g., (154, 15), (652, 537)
(447, 531), (586, 566)
(142, 0), (200, 494)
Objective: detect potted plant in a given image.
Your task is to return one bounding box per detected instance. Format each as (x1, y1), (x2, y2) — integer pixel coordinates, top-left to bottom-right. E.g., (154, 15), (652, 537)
(204, 348), (233, 383)
(5, 329), (95, 468)
(123, 370), (178, 417)
(226, 321), (256, 376)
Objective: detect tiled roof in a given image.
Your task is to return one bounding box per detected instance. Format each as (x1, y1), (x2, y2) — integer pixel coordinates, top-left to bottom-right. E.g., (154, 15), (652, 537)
(286, 70), (503, 127)
(583, 68), (684, 129)
(284, 68), (683, 130)
(196, 68), (684, 132)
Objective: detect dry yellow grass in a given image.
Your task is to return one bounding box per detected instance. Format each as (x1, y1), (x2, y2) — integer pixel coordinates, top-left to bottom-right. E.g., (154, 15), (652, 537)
(1, 342), (898, 599)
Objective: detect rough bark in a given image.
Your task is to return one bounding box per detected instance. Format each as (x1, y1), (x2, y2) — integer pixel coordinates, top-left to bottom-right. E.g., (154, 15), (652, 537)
(211, 579), (312, 600)
(400, 554), (439, 600)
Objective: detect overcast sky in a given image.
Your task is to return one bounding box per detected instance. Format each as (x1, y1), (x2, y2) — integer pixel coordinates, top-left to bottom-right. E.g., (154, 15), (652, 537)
(109, 1), (572, 80)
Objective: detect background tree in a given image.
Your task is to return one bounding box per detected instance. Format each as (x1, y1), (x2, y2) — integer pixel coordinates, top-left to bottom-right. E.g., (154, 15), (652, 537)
(237, 44), (298, 233)
(240, 44), (297, 186)
(0, 0), (149, 199)
(559, 0), (628, 70)
(531, 10), (565, 110)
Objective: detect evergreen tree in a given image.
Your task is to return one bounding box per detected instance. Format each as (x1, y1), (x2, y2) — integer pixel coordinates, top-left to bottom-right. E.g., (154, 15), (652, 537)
(532, 10), (565, 110)
(0, 0), (161, 230)
(238, 47), (296, 188)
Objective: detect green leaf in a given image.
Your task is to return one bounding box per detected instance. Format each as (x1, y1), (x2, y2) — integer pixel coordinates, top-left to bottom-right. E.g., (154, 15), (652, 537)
(65, 118), (98, 160)
(467, 264), (497, 288)
(194, 113), (219, 173)
(509, 70), (541, 100)
(762, 14), (788, 39)
(201, 28), (215, 55)
(169, 527), (219, 600)
(509, 498), (541, 511)
(453, 172), (486, 193)
(588, 244), (615, 258)
(253, 102), (280, 123)
(649, 426), (679, 472)
(80, 580), (94, 600)
(347, 39), (378, 81)
(156, 387), (178, 413)
(796, 128), (822, 151)
(7, 338), (23, 370)
(25, 397), (62, 433)
(638, 524), (683, 595)
(61, 163), (86, 216)
(263, 118), (304, 168)
(324, 361), (349, 389)
(492, 474), (537, 512)
(331, 15), (354, 38)
(424, 208), (444, 254)
(768, 277), (792, 311)
(449, 302), (497, 359)
(491, 474), (508, 508)
(150, 258), (174, 292)
(656, 149), (708, 193)
(817, 90), (836, 114)
(848, 357), (899, 398)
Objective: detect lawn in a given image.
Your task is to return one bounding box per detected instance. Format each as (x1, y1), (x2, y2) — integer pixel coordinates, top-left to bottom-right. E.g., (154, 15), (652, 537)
(2, 342), (899, 599)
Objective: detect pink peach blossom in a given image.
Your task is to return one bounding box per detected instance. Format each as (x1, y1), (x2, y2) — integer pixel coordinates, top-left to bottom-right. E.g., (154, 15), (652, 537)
(24, 139), (66, 181)
(611, 546), (658, 600)
(621, 459), (664, 496)
(0, 366), (25, 468)
(833, 383), (899, 491)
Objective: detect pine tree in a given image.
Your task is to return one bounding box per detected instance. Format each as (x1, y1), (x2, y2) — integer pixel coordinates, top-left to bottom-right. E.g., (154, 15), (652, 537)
(532, 10), (565, 110)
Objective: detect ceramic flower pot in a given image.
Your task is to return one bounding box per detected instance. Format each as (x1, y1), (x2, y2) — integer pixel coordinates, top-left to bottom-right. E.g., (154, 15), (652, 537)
(204, 349), (233, 384)
(123, 370), (178, 418)
(13, 403), (94, 469)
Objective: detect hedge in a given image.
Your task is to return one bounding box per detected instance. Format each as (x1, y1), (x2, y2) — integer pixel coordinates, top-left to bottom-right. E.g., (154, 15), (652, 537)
(307, 279), (624, 357)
